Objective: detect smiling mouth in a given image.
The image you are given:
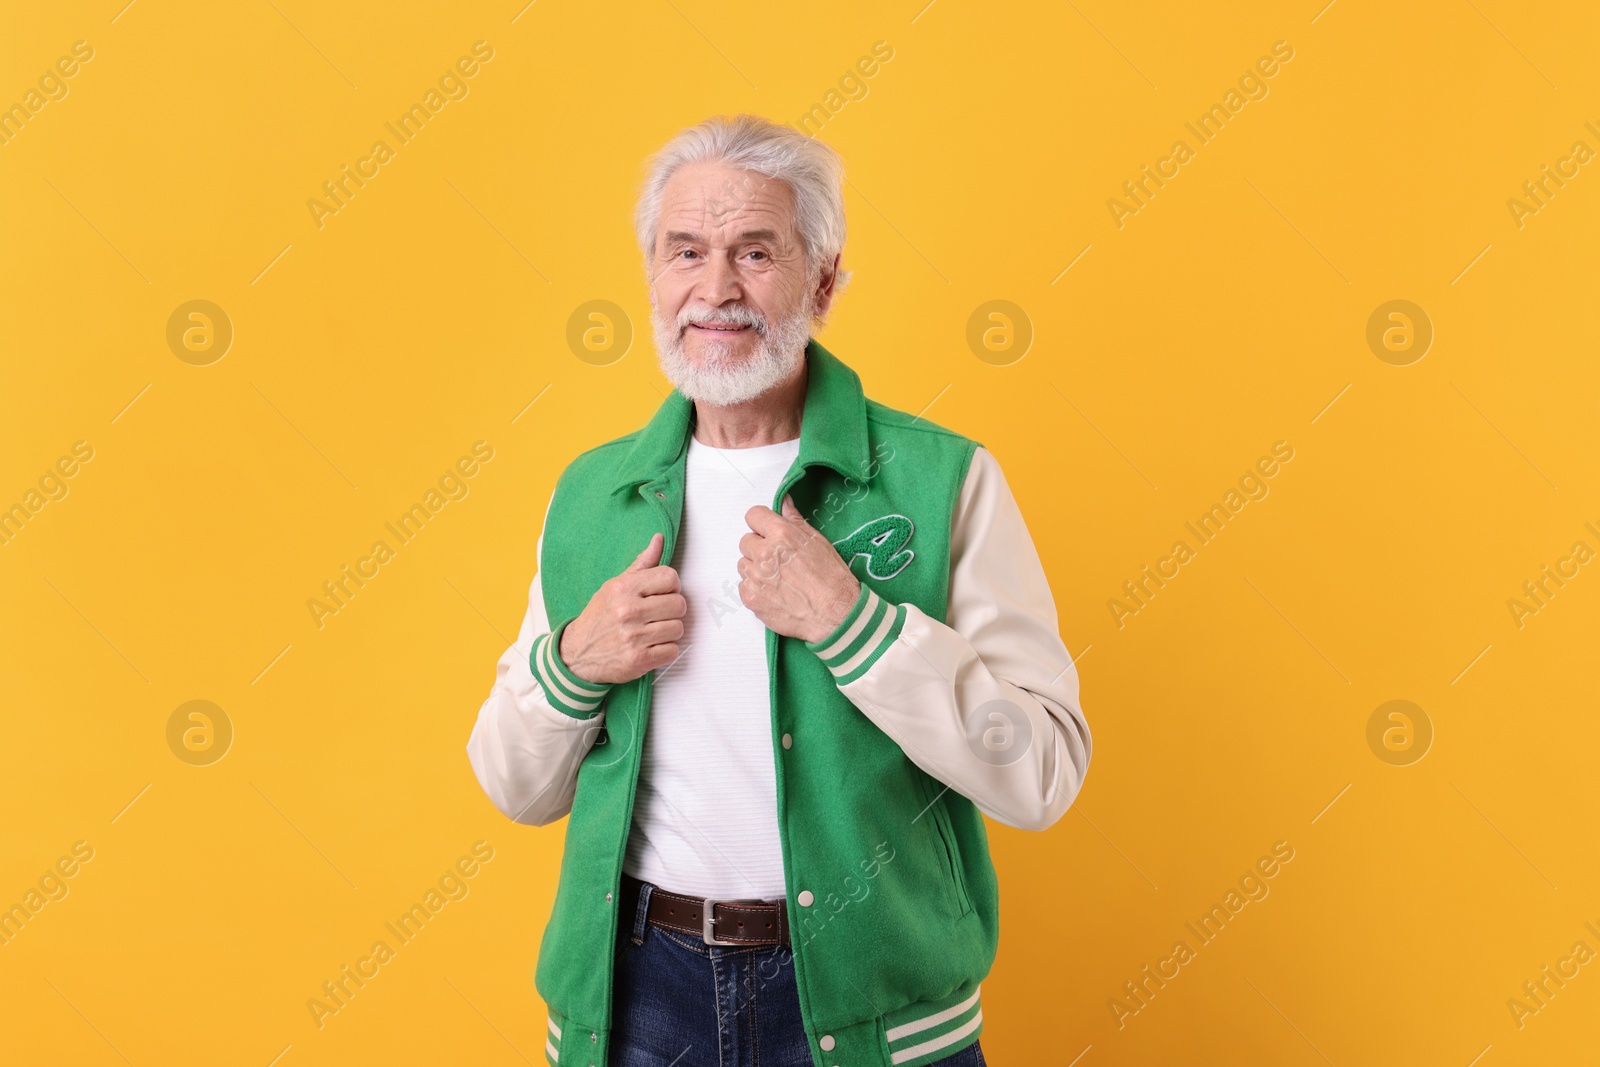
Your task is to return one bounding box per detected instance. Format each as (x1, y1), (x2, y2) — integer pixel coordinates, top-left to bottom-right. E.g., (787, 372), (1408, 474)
(688, 322), (754, 333)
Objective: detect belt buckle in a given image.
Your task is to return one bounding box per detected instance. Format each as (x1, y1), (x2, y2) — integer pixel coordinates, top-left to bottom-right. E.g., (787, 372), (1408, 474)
(701, 897), (766, 946)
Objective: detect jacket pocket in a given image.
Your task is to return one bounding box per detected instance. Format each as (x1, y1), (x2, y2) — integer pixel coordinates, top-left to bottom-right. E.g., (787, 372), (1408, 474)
(922, 777), (973, 917)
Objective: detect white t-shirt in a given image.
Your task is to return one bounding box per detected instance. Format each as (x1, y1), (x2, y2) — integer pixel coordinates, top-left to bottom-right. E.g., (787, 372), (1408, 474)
(620, 433), (801, 899)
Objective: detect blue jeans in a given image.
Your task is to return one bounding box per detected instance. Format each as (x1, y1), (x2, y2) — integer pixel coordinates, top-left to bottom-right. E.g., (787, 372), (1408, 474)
(611, 881), (986, 1067)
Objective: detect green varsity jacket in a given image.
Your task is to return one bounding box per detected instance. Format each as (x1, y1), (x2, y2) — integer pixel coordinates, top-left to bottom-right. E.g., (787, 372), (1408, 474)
(522, 341), (1000, 1067)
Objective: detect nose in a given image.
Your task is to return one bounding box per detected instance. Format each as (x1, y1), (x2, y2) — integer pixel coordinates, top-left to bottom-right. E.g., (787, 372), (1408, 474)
(698, 251), (742, 307)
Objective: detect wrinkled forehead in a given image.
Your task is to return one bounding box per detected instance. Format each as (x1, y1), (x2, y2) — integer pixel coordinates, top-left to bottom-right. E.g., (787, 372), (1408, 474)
(656, 162), (800, 247)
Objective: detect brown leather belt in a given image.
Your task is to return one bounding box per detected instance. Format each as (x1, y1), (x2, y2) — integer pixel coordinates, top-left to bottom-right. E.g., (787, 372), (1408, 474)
(619, 872), (790, 947)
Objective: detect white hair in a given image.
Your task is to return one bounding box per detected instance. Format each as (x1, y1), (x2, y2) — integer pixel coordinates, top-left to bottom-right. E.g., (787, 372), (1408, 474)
(634, 114), (851, 311)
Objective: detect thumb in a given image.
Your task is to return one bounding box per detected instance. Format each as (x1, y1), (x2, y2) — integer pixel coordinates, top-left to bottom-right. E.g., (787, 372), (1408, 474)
(781, 494), (805, 523)
(627, 531), (664, 571)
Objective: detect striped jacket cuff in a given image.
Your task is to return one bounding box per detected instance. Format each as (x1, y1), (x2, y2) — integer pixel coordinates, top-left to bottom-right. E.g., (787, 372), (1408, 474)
(530, 618), (610, 720)
(805, 581), (906, 686)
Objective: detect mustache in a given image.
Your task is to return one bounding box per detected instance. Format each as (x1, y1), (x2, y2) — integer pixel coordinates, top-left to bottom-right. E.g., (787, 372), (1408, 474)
(677, 305), (767, 333)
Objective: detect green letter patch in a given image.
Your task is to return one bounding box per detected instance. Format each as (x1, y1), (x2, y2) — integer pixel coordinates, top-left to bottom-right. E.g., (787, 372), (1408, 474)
(832, 514), (915, 580)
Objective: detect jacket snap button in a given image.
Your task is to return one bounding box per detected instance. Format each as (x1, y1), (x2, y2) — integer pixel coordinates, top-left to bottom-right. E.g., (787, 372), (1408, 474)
(590, 1032), (597, 1043)
(781, 733), (792, 749)
(604, 892), (612, 902)
(820, 1035), (836, 1051)
(656, 491), (666, 499)
(798, 890), (814, 907)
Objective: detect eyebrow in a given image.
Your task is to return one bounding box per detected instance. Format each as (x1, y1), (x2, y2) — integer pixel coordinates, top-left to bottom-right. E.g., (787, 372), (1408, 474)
(663, 228), (781, 246)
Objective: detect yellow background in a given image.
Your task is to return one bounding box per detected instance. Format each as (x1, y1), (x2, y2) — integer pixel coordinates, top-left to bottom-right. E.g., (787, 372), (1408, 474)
(2, 0), (1596, 1063)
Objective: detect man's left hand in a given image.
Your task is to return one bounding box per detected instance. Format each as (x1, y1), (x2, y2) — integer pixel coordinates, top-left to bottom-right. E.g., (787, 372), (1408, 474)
(739, 495), (861, 644)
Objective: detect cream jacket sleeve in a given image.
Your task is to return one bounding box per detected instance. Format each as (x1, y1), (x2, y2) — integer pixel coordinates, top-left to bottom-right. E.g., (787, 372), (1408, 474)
(466, 493), (608, 827)
(803, 446), (1091, 832)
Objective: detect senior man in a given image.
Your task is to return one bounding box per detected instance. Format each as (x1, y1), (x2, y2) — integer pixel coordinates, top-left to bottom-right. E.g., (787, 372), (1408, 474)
(468, 114), (1091, 1067)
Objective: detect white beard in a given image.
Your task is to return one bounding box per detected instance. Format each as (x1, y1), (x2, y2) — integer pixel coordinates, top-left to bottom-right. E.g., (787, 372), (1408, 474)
(652, 296), (812, 407)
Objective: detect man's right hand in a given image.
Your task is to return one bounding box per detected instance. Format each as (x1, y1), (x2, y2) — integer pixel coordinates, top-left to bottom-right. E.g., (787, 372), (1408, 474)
(557, 532), (686, 685)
